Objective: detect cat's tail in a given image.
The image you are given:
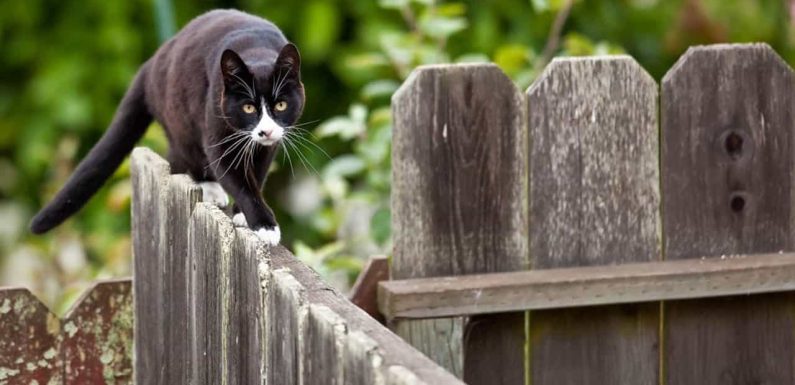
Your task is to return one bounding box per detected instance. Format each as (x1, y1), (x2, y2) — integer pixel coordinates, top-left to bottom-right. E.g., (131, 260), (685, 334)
(30, 63), (153, 234)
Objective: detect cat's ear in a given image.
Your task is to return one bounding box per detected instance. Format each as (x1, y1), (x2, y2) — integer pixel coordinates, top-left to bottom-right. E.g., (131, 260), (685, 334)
(221, 49), (251, 82)
(275, 43), (301, 79)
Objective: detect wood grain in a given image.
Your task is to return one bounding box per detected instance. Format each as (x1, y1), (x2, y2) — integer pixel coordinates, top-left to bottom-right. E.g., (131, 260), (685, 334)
(349, 255), (389, 323)
(130, 148), (463, 385)
(130, 147), (169, 385)
(131, 147), (201, 385)
(379, 252), (795, 319)
(526, 56), (660, 385)
(391, 63), (528, 384)
(662, 43), (795, 385)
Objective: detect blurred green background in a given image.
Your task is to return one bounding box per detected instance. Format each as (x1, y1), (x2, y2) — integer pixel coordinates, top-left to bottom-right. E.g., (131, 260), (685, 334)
(1, 0), (793, 313)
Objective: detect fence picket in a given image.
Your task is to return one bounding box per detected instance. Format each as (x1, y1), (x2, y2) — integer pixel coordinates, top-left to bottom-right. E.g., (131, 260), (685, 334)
(130, 147), (168, 385)
(526, 56), (661, 385)
(391, 63), (529, 384)
(661, 43), (795, 385)
(0, 289), (61, 384)
(62, 280), (133, 384)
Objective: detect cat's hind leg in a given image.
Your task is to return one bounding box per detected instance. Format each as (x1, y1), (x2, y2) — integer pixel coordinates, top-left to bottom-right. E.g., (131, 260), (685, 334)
(198, 181), (230, 208)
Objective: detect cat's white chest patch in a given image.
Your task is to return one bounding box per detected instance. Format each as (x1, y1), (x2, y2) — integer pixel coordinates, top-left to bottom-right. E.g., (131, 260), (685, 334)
(255, 226), (281, 246)
(199, 182), (229, 207)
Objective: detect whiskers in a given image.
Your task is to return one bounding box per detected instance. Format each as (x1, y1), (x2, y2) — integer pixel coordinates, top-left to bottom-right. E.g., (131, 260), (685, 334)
(204, 120), (328, 182)
(279, 120), (328, 178)
(205, 131), (258, 181)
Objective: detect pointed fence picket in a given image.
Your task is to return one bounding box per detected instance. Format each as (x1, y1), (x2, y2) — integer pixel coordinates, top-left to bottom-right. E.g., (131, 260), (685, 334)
(385, 43), (795, 385)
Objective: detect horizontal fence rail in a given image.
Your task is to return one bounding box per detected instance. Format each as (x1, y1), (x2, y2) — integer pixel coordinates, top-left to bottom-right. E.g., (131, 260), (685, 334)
(379, 252), (795, 319)
(130, 148), (463, 385)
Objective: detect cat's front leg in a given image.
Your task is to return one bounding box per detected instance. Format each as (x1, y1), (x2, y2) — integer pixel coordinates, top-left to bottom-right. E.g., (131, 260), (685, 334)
(217, 176), (280, 246)
(231, 206), (280, 245)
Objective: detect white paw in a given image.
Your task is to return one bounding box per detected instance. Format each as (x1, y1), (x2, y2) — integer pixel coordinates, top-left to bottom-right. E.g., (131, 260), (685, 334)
(232, 213), (248, 227)
(199, 182), (229, 208)
(255, 226), (281, 246)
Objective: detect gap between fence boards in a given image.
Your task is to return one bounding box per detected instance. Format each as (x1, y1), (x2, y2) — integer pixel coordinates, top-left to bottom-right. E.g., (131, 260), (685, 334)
(378, 252), (795, 320)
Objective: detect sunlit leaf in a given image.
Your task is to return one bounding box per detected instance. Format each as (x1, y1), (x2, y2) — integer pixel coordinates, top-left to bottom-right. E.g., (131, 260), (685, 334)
(418, 15), (467, 40)
(361, 79), (400, 100)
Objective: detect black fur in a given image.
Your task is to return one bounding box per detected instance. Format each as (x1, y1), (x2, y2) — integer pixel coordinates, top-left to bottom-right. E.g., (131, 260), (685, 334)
(30, 9), (304, 234)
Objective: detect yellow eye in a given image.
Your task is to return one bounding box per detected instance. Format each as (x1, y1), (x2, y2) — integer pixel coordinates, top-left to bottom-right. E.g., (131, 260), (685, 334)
(274, 101), (288, 112)
(242, 104), (256, 114)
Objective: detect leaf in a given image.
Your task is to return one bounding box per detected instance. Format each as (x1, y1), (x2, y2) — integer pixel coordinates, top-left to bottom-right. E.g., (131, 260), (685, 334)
(370, 207), (391, 245)
(361, 79), (400, 100)
(316, 104), (368, 140)
(419, 15), (467, 40)
(494, 44), (533, 76)
(456, 53), (491, 63)
(323, 155), (366, 178)
(378, 0), (409, 9)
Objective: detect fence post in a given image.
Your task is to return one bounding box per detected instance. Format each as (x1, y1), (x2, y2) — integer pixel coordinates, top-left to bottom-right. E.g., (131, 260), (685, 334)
(391, 63), (528, 384)
(661, 43), (795, 384)
(526, 56), (661, 384)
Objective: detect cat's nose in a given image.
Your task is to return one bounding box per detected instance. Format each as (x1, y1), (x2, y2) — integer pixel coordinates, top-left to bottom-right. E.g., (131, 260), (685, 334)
(258, 130), (271, 138)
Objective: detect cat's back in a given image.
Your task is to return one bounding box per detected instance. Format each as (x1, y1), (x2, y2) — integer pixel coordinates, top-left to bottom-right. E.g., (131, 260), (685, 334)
(155, 10), (285, 70)
(145, 10), (286, 130)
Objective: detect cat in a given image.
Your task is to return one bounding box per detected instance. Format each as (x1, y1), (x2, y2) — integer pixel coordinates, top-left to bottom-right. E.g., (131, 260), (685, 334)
(29, 9), (304, 245)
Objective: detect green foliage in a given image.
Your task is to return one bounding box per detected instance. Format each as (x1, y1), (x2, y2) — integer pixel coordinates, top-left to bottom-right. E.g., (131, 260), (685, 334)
(1, 0), (793, 311)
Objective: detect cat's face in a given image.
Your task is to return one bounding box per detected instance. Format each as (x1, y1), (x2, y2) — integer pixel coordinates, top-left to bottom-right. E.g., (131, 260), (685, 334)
(220, 44), (304, 146)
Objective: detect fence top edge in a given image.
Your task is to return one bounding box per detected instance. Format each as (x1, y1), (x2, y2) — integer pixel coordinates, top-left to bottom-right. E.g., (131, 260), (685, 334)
(62, 278), (131, 320)
(131, 147), (170, 174)
(392, 62), (521, 105)
(527, 53), (656, 96)
(0, 286), (58, 317)
(662, 42), (791, 86)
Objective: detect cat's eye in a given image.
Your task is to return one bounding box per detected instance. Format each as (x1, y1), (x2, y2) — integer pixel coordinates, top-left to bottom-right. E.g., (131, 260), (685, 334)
(274, 101), (288, 112)
(242, 104), (257, 114)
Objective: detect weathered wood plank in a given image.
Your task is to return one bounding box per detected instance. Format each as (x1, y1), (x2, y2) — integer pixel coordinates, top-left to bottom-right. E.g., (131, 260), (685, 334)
(350, 255), (389, 323)
(267, 269), (306, 385)
(131, 147), (201, 385)
(62, 279), (133, 384)
(163, 174), (201, 385)
(303, 305), (346, 385)
(527, 56), (660, 385)
(236, 232), (465, 385)
(391, 63), (528, 384)
(131, 149), (462, 385)
(0, 288), (60, 384)
(130, 147), (169, 385)
(379, 252), (795, 319)
(662, 43), (795, 385)
(228, 227), (267, 385)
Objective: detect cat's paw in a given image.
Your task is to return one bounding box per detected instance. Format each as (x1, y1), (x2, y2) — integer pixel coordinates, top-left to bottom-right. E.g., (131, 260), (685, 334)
(199, 182), (229, 208)
(255, 226), (281, 246)
(232, 213), (248, 227)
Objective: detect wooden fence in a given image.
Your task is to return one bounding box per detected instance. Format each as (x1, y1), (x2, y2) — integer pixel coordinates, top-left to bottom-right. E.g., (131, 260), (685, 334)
(383, 42), (795, 385)
(129, 147), (463, 385)
(4, 42), (794, 385)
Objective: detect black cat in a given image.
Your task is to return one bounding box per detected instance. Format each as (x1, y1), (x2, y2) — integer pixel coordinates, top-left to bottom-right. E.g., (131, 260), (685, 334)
(30, 9), (304, 245)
